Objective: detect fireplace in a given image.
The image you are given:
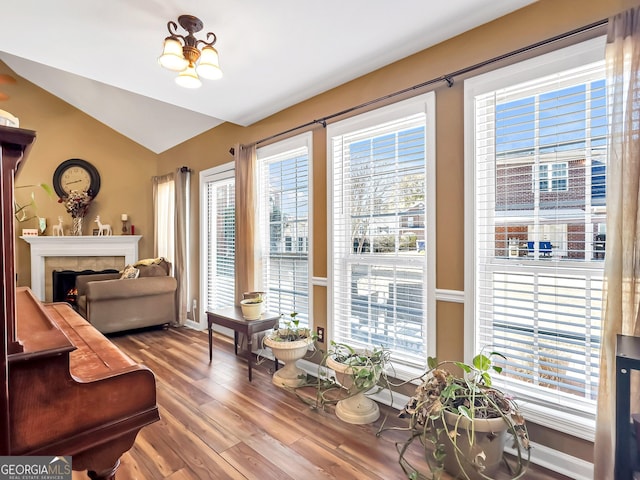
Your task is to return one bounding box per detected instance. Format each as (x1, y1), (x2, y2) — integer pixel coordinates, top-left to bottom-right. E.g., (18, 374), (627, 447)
(52, 269), (119, 308)
(21, 235), (141, 301)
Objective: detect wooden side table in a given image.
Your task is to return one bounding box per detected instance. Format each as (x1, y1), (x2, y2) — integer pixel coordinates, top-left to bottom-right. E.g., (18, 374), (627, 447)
(207, 307), (280, 382)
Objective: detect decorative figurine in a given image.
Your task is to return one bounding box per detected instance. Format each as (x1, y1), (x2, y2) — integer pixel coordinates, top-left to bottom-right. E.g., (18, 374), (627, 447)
(95, 215), (112, 236)
(52, 216), (64, 236)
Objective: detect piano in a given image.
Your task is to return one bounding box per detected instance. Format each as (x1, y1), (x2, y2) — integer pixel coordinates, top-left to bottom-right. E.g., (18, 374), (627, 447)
(1, 125), (159, 479)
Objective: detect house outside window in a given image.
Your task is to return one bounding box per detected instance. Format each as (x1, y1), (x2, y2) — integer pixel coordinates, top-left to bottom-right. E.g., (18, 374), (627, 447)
(464, 36), (607, 436)
(328, 93), (436, 375)
(257, 133), (312, 328)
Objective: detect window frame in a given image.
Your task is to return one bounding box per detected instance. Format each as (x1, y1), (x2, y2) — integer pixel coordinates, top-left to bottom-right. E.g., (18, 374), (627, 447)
(327, 92), (437, 379)
(463, 36), (606, 440)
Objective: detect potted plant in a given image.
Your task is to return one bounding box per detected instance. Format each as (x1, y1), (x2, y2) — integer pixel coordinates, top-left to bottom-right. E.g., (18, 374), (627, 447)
(240, 292), (265, 320)
(319, 341), (391, 424)
(263, 312), (316, 388)
(14, 183), (53, 223)
(394, 351), (530, 480)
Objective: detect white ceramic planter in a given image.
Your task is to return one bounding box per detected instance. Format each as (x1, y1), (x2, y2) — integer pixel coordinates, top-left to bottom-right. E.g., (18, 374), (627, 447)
(240, 299), (263, 320)
(263, 335), (314, 388)
(326, 355), (380, 424)
(440, 410), (509, 480)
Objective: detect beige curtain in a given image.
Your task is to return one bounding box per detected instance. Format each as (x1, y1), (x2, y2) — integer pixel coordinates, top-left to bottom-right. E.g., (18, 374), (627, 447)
(234, 143), (263, 305)
(594, 8), (640, 478)
(174, 167), (190, 326)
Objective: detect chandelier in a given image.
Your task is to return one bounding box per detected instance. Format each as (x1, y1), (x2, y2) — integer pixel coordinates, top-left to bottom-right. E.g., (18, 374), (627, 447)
(158, 15), (222, 88)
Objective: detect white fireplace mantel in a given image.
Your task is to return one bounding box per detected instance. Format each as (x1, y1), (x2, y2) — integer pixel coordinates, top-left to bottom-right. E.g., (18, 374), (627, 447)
(21, 235), (141, 301)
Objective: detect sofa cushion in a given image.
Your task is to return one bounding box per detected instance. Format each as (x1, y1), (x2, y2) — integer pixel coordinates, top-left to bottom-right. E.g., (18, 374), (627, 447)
(137, 259), (171, 277)
(137, 264), (167, 277)
(120, 265), (140, 279)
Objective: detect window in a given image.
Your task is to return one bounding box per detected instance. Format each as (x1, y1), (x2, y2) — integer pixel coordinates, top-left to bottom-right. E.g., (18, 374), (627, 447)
(200, 164), (236, 317)
(328, 93), (436, 375)
(465, 37), (606, 432)
(257, 133), (312, 328)
(154, 175), (175, 263)
(538, 162), (568, 192)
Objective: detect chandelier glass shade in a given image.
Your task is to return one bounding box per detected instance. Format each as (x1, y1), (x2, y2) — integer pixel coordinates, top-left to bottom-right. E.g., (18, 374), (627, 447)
(158, 15), (222, 88)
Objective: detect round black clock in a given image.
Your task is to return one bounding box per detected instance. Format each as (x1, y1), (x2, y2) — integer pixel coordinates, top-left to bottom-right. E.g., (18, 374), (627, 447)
(53, 158), (101, 198)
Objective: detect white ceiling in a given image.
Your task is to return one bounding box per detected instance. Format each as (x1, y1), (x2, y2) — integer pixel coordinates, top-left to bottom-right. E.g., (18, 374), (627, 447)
(0, 0), (536, 154)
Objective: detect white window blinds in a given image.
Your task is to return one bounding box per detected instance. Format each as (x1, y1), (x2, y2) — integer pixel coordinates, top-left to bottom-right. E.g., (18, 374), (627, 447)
(257, 133), (311, 327)
(329, 93), (436, 373)
(205, 175), (236, 311)
(465, 37), (606, 418)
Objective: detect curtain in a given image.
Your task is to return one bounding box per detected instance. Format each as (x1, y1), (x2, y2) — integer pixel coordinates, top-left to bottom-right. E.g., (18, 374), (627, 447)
(153, 169), (190, 326)
(174, 167), (190, 326)
(234, 143), (262, 305)
(594, 8), (640, 478)
(152, 173), (175, 260)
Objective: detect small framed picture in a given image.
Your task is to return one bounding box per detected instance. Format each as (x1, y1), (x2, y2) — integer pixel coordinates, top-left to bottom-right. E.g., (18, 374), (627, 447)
(92, 229), (100, 236)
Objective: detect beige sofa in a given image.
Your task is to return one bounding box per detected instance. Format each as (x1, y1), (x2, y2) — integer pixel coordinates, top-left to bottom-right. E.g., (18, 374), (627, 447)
(76, 259), (177, 334)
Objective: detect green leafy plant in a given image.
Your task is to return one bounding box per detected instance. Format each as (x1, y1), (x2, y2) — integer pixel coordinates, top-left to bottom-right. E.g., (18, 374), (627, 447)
(292, 341), (391, 412)
(328, 341), (390, 393)
(14, 183), (54, 222)
(268, 312), (317, 342)
(386, 352), (530, 480)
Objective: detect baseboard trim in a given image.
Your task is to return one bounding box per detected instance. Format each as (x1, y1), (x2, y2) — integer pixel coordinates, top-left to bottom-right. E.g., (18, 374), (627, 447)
(505, 442), (593, 480)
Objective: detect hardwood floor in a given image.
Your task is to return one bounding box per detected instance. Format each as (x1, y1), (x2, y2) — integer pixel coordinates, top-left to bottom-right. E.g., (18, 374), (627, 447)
(72, 327), (573, 480)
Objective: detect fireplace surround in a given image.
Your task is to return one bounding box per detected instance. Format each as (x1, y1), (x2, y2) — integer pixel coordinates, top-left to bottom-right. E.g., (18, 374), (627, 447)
(21, 235), (141, 301)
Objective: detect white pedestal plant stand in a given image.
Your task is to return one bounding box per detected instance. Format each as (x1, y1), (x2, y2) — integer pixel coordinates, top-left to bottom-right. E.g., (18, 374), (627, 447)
(326, 355), (380, 424)
(263, 335), (314, 388)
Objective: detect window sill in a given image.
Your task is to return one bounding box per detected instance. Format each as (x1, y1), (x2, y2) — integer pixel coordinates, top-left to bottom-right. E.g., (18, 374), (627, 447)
(518, 400), (595, 442)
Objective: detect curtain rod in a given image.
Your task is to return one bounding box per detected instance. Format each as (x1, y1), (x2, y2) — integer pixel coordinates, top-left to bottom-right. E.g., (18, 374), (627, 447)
(237, 18), (607, 151)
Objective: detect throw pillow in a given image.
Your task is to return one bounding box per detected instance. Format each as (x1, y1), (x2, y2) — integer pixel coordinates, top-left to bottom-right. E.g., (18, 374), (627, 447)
(120, 264), (140, 280)
(134, 257), (165, 267)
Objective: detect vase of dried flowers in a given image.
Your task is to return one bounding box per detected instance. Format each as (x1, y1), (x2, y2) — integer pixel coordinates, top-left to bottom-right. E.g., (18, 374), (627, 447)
(59, 190), (93, 236)
(71, 216), (83, 236)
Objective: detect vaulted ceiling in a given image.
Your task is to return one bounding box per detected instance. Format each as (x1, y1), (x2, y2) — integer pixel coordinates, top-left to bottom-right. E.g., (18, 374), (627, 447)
(0, 0), (536, 153)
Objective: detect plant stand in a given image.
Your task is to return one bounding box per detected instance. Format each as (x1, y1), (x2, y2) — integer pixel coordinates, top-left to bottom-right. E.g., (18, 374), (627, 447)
(264, 336), (313, 388)
(326, 355), (380, 424)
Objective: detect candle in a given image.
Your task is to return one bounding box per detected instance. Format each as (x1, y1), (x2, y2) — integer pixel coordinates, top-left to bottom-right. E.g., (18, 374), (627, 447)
(121, 214), (128, 221)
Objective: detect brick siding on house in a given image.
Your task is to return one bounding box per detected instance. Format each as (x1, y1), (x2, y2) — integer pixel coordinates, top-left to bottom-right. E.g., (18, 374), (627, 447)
(494, 157), (603, 260)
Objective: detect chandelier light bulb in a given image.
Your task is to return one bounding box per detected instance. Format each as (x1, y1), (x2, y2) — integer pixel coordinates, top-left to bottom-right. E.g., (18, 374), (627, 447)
(197, 46), (223, 80)
(175, 65), (202, 89)
(158, 37), (188, 72)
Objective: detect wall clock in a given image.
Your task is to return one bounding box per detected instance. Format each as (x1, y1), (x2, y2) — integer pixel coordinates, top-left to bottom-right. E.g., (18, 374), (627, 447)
(53, 158), (101, 198)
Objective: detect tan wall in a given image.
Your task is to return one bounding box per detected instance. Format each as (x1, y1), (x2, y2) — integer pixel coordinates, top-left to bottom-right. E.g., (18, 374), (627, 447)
(3, 63), (159, 287)
(7, 0), (640, 465)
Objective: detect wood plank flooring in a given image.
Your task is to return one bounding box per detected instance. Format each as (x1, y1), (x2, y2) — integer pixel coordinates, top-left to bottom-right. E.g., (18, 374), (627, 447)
(72, 327), (574, 480)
